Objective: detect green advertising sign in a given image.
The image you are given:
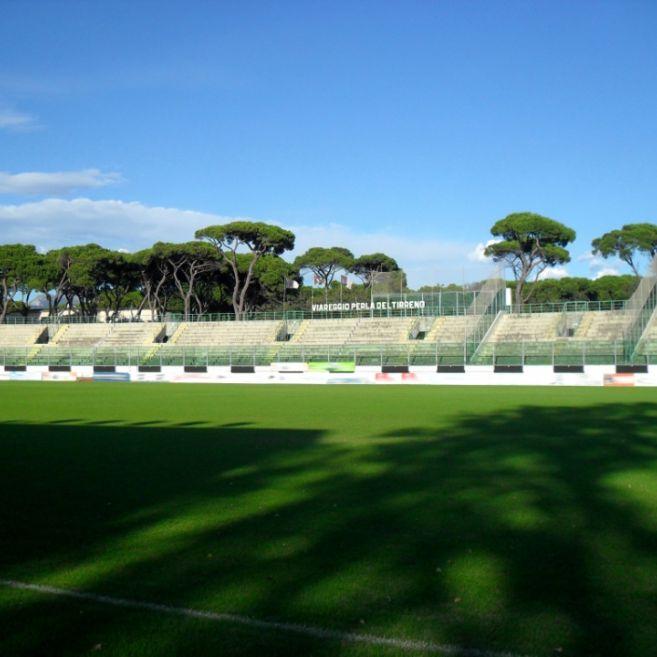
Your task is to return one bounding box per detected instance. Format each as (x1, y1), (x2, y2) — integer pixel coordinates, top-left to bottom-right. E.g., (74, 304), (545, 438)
(307, 361), (356, 373)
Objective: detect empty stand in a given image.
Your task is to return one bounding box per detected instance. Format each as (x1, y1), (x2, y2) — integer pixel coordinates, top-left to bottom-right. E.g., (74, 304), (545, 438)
(424, 315), (479, 342)
(0, 307), (643, 368)
(291, 318), (359, 345)
(291, 317), (415, 345)
(171, 321), (283, 346)
(51, 324), (110, 346)
(487, 312), (561, 342)
(574, 311), (630, 341)
(0, 325), (46, 346)
(101, 324), (164, 346)
(50, 323), (164, 348)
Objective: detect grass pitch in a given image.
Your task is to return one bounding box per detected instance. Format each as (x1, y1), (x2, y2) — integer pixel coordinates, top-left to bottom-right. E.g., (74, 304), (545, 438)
(1, 382), (657, 657)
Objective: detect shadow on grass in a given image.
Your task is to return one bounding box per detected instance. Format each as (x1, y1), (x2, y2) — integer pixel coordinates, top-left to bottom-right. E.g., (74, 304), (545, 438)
(1, 402), (657, 656)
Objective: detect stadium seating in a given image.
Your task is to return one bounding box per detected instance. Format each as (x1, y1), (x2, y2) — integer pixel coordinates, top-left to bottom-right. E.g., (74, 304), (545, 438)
(51, 323), (164, 347)
(21, 323), (166, 367)
(0, 324), (46, 346)
(290, 318), (358, 345)
(170, 321), (283, 346)
(486, 312), (561, 342)
(101, 324), (165, 346)
(424, 315), (479, 342)
(573, 311), (630, 340)
(51, 324), (111, 346)
(291, 317), (415, 345)
(0, 308), (646, 368)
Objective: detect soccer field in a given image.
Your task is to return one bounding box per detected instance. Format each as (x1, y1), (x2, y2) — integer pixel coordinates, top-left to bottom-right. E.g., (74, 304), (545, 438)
(1, 383), (657, 657)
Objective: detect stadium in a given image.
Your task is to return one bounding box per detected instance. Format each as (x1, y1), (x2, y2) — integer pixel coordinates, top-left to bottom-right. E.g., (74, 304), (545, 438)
(4, 3), (657, 657)
(1, 263), (657, 386)
(2, 255), (657, 657)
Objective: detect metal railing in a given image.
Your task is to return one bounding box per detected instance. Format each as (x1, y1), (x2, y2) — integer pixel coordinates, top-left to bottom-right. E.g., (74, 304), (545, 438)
(2, 298), (634, 325)
(621, 258), (657, 360)
(509, 299), (627, 314)
(466, 272), (506, 346)
(1, 339), (651, 368)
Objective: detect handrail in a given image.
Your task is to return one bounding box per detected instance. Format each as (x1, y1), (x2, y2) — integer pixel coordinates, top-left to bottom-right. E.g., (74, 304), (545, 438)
(0, 299), (635, 325)
(0, 338), (645, 367)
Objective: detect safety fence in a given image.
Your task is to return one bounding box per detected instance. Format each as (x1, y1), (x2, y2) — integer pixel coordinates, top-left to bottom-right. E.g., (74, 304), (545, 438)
(1, 298), (632, 324)
(621, 260), (657, 360)
(1, 340), (653, 368)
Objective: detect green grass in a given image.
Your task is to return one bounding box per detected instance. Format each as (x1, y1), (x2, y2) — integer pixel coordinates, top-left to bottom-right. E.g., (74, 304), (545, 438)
(1, 383), (657, 656)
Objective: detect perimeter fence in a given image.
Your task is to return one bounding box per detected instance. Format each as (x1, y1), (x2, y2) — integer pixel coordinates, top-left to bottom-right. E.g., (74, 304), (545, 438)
(1, 340), (649, 368)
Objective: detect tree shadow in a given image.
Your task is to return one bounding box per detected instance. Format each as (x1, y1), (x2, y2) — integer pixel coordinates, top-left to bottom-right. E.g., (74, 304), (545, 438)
(1, 401), (657, 656)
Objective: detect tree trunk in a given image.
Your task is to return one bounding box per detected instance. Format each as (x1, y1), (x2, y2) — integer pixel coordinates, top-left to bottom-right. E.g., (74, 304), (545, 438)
(135, 293), (148, 320)
(44, 291), (54, 318)
(0, 279), (8, 324)
(514, 283), (523, 309)
(237, 254), (260, 320)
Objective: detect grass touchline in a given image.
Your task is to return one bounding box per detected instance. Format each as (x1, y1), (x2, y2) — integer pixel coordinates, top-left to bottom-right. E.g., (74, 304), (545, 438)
(0, 579), (533, 657)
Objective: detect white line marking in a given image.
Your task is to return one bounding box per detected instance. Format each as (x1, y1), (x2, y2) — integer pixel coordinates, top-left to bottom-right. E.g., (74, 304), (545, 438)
(0, 579), (532, 657)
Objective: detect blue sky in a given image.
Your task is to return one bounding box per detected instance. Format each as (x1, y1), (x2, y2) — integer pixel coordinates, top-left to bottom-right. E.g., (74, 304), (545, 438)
(1, 0), (657, 285)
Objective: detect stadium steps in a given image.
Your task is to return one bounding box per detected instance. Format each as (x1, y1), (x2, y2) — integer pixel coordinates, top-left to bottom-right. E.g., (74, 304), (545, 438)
(167, 323), (188, 345)
(142, 344), (163, 364)
(407, 318), (424, 340)
(50, 324), (70, 344)
(150, 323), (167, 344)
(51, 324), (110, 347)
(27, 324), (69, 364)
(171, 321), (283, 347)
(100, 323), (165, 346)
(425, 315), (478, 342)
(289, 318), (359, 345)
(0, 324), (48, 347)
(289, 320), (309, 343)
(574, 311), (629, 341)
(290, 317), (416, 347)
(486, 312), (562, 343)
(0, 325), (48, 365)
(573, 312), (594, 338)
(466, 312), (564, 365)
(27, 344), (45, 362)
(424, 317), (447, 341)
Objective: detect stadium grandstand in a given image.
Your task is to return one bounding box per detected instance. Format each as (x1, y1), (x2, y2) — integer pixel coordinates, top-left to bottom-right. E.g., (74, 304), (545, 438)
(2, 259), (657, 372)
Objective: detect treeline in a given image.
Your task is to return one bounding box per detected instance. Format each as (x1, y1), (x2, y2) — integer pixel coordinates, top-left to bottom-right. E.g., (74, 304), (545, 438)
(511, 275), (639, 304)
(0, 214), (653, 321)
(0, 222), (403, 322)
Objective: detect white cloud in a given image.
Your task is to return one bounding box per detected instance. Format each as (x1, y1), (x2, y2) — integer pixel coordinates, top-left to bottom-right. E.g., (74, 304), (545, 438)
(536, 266), (569, 280)
(0, 106), (39, 131)
(593, 267), (621, 279)
(0, 169), (123, 196)
(578, 251), (625, 278)
(0, 197), (229, 249)
(577, 252), (604, 267)
(0, 199), (488, 287)
(467, 238), (501, 263)
(286, 222), (491, 286)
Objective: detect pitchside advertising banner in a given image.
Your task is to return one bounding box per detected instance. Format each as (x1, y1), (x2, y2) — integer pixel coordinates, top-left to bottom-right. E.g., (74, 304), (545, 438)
(311, 300), (426, 312)
(2, 365), (657, 386)
(307, 361), (356, 373)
